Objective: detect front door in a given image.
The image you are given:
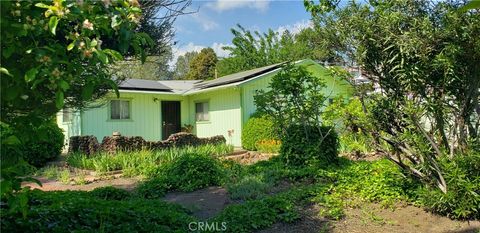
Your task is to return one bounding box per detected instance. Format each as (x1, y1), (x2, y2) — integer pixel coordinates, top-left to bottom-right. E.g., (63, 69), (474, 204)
(161, 101), (181, 140)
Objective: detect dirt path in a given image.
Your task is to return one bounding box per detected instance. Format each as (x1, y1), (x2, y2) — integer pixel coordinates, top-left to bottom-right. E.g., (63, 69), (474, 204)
(22, 176), (140, 192)
(163, 186), (231, 220)
(259, 203), (480, 233)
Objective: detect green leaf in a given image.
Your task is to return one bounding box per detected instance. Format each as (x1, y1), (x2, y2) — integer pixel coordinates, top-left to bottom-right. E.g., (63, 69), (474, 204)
(111, 15), (122, 29)
(106, 79), (120, 98)
(2, 135), (21, 145)
(34, 3), (52, 9)
(5, 86), (20, 100)
(55, 91), (64, 109)
(24, 68), (38, 82)
(1, 67), (13, 77)
(104, 49), (123, 61)
(48, 16), (59, 35)
(94, 50), (108, 64)
(82, 83), (94, 100)
(58, 80), (70, 91)
(460, 1), (480, 11)
(67, 41), (75, 51)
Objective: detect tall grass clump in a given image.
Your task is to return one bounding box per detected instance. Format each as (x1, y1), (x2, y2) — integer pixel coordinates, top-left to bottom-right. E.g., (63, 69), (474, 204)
(66, 144), (233, 177)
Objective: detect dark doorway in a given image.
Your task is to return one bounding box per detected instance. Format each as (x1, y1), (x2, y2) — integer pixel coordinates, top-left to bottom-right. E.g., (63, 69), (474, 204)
(161, 101), (181, 140)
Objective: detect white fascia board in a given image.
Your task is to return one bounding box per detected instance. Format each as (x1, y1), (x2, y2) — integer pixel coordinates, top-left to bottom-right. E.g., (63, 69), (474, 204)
(118, 89), (181, 95)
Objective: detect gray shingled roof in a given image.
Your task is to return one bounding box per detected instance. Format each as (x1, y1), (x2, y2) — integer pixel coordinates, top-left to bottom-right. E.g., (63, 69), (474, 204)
(194, 63), (284, 89)
(119, 79), (172, 92)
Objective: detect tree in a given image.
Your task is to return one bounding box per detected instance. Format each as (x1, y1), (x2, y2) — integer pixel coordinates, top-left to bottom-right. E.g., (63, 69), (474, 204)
(114, 53), (174, 80)
(305, 0), (480, 193)
(217, 24), (317, 76)
(137, 0), (192, 56)
(172, 51), (198, 80)
(254, 63), (338, 165)
(185, 48), (218, 80)
(0, 0), (153, 207)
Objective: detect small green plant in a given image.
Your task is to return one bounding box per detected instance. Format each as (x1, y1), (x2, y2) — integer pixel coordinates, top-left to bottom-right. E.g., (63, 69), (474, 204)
(58, 169), (71, 184)
(74, 172), (87, 185)
(90, 186), (131, 200)
(136, 176), (170, 199)
(226, 174), (273, 200)
(38, 166), (59, 180)
(162, 153), (223, 192)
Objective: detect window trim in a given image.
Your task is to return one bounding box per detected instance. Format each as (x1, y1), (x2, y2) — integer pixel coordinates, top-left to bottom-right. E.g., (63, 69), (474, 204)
(108, 98), (133, 121)
(194, 100), (210, 122)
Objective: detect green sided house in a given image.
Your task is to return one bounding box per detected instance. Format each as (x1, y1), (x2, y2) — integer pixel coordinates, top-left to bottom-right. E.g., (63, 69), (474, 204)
(56, 59), (353, 147)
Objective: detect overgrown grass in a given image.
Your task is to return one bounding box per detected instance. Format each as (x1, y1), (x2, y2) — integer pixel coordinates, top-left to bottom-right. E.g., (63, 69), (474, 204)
(66, 144), (233, 177)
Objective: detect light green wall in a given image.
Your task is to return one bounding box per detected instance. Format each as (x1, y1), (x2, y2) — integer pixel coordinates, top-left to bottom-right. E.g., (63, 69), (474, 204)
(59, 59), (353, 148)
(240, 59), (354, 123)
(81, 92), (188, 141)
(187, 87), (242, 146)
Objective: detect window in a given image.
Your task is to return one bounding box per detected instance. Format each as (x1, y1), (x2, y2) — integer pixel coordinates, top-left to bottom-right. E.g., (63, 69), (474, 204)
(62, 108), (71, 123)
(195, 102), (209, 121)
(110, 100), (130, 120)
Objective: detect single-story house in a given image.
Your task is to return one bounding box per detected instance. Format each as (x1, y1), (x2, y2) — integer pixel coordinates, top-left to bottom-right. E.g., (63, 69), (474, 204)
(56, 59), (354, 147)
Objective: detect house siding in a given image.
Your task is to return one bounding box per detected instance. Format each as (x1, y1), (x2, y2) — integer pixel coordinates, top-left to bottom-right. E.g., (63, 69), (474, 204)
(187, 87), (242, 146)
(57, 59), (354, 148)
(80, 92), (188, 141)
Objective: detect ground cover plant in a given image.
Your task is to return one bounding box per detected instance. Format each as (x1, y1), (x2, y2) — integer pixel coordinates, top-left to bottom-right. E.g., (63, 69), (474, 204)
(1, 189), (196, 233)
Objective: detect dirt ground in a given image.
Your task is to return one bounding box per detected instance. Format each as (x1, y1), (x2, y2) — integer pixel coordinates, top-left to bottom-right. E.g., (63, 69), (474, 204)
(259, 203), (480, 233)
(163, 186), (232, 219)
(22, 175), (140, 192)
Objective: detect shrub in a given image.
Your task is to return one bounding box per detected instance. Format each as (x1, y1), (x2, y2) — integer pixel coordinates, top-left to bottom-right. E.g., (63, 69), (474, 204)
(20, 121), (64, 167)
(242, 114), (278, 151)
(417, 153), (480, 220)
(1, 190), (195, 232)
(256, 139), (281, 153)
(135, 176), (170, 199)
(90, 186), (131, 201)
(280, 125), (339, 166)
(162, 153), (223, 192)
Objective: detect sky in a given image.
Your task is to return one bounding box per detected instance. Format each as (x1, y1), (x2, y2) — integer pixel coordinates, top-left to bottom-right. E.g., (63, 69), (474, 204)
(170, 0), (313, 65)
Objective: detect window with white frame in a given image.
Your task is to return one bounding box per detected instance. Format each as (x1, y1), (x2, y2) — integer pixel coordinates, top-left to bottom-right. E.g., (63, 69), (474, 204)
(110, 100), (130, 120)
(195, 102), (209, 121)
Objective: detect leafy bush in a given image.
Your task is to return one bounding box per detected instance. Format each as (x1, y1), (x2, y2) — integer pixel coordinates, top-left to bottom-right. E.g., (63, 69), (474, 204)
(315, 158), (419, 207)
(417, 154), (480, 220)
(2, 121), (64, 167)
(1, 190), (195, 232)
(256, 139), (281, 153)
(280, 125), (339, 166)
(322, 97), (376, 155)
(241, 114), (278, 151)
(161, 153), (223, 192)
(90, 186), (131, 201)
(135, 176), (170, 199)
